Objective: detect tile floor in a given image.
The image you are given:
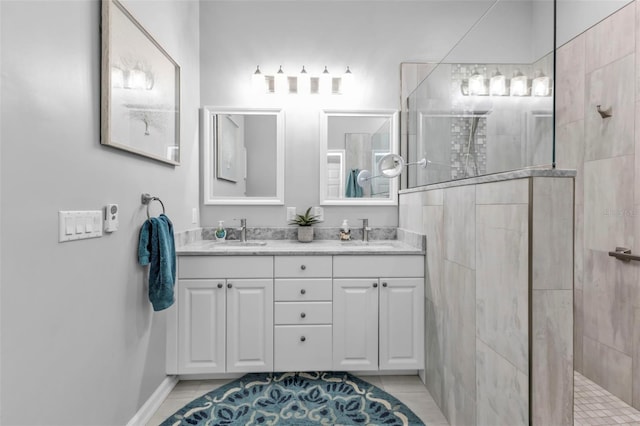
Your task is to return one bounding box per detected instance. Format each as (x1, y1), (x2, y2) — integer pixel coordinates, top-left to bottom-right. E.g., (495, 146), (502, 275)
(146, 374), (449, 425)
(148, 371), (640, 425)
(574, 371), (640, 426)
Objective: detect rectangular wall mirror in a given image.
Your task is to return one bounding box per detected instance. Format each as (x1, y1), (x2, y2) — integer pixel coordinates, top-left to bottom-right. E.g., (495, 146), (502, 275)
(320, 110), (399, 205)
(202, 107), (284, 205)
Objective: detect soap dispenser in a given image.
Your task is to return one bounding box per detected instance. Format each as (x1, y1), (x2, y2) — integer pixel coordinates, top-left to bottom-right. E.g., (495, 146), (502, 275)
(340, 219), (351, 241)
(215, 220), (227, 241)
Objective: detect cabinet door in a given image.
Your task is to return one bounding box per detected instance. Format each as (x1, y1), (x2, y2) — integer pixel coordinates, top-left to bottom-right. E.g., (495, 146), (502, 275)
(379, 277), (424, 370)
(178, 279), (226, 374)
(226, 279), (274, 372)
(333, 279), (379, 370)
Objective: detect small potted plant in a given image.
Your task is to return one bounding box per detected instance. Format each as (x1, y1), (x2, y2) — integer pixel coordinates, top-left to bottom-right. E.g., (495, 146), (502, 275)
(289, 207), (320, 243)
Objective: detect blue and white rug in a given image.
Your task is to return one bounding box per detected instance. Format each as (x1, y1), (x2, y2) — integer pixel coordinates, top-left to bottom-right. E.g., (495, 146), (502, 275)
(160, 371), (425, 425)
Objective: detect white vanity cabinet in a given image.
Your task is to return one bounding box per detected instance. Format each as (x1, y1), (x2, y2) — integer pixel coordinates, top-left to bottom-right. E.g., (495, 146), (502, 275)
(168, 256), (273, 374)
(333, 255), (424, 371)
(273, 256), (333, 371)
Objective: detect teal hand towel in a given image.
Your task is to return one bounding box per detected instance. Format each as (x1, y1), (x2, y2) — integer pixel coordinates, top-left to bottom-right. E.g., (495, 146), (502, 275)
(345, 168), (363, 198)
(138, 214), (176, 311)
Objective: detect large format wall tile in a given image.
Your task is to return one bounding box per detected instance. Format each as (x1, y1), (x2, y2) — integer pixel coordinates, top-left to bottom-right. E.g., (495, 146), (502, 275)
(633, 308), (640, 409)
(575, 289), (584, 373)
(555, 120), (585, 206)
(585, 1), (635, 73)
(556, 34), (585, 126)
(636, 103), (640, 204)
(442, 367), (476, 426)
(532, 178), (574, 290)
(476, 340), (528, 426)
(476, 204), (529, 373)
(443, 185), (475, 269)
(424, 205), (444, 307)
(475, 179), (529, 205)
(583, 249), (640, 355)
(585, 54), (636, 162)
(584, 155), (635, 251)
(443, 261), (476, 397)
(575, 207), (585, 292)
(399, 192), (425, 233)
(583, 335), (633, 404)
(531, 290), (574, 426)
(425, 298), (444, 408)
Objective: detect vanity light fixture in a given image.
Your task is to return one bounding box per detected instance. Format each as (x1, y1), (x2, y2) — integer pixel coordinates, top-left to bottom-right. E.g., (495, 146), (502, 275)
(275, 65), (287, 95)
(510, 69), (529, 96)
(252, 65), (266, 94)
(342, 66), (354, 94)
(298, 66), (310, 95)
(251, 65), (353, 95)
(489, 68), (508, 96)
(468, 69), (487, 96)
(319, 66), (332, 95)
(532, 70), (552, 96)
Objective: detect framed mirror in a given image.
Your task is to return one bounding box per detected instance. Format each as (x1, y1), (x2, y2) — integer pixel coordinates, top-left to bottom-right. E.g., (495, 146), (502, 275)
(320, 110), (399, 205)
(202, 107), (284, 205)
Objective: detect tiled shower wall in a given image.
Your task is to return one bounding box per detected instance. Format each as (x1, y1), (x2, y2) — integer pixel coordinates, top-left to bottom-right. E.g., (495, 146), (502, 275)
(399, 176), (573, 425)
(555, 1), (640, 407)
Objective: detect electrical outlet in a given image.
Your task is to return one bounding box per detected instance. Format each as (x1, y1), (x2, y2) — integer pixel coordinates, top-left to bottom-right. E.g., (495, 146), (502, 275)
(313, 206), (324, 222)
(286, 207), (297, 221)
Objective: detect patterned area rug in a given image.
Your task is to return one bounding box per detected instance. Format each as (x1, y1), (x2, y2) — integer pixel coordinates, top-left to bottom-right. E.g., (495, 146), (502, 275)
(160, 371), (425, 425)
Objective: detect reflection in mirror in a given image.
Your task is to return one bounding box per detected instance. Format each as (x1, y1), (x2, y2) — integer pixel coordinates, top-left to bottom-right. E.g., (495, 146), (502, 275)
(202, 107), (284, 205)
(320, 110), (399, 205)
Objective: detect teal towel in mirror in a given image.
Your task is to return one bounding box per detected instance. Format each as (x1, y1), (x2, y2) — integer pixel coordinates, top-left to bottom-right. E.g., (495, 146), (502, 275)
(346, 168), (363, 198)
(138, 214), (176, 311)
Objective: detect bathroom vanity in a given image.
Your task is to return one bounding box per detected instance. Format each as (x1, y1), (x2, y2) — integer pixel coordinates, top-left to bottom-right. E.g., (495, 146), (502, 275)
(165, 239), (425, 376)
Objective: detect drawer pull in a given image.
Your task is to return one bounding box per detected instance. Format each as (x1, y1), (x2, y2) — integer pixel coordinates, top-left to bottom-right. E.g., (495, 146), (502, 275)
(373, 282), (378, 288)
(227, 283), (233, 289)
(382, 282), (388, 287)
(300, 289), (306, 295)
(300, 336), (306, 342)
(217, 283), (223, 289)
(300, 265), (306, 270)
(300, 312), (306, 318)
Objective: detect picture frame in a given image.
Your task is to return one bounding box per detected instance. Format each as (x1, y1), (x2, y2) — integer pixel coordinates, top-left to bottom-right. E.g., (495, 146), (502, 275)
(101, 0), (181, 165)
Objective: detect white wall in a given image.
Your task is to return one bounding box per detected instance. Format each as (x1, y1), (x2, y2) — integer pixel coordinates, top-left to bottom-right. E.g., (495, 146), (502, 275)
(0, 0), (200, 424)
(199, 0), (495, 228)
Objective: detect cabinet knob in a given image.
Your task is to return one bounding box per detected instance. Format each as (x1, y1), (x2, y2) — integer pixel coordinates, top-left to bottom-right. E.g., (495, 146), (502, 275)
(382, 282), (388, 287)
(373, 282), (378, 288)
(300, 336), (306, 342)
(300, 289), (306, 295)
(217, 283), (223, 289)
(227, 283), (232, 289)
(300, 264), (306, 270)
(300, 312), (306, 318)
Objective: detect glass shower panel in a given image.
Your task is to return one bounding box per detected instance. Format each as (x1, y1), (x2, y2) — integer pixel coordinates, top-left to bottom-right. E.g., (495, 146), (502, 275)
(406, 0), (555, 187)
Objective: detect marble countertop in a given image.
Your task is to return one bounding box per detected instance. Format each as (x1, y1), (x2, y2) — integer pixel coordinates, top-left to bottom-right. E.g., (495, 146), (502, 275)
(176, 239), (425, 256)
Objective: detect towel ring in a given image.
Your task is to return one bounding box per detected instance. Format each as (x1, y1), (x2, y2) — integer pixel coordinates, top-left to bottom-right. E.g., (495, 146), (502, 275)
(141, 193), (166, 219)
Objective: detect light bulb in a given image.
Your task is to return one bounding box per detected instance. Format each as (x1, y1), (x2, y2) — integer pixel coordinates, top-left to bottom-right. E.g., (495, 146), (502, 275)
(341, 66), (353, 94)
(489, 69), (507, 96)
(319, 66), (331, 95)
(251, 65), (266, 94)
(298, 66), (310, 95)
(532, 70), (551, 96)
(468, 69), (487, 96)
(275, 65), (287, 95)
(510, 70), (528, 96)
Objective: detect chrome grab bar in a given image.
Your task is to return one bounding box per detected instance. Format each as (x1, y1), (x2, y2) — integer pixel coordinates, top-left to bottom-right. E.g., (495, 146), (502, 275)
(608, 247), (640, 262)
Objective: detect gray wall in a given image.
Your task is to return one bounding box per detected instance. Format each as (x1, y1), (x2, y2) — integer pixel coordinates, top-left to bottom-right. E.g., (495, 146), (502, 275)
(0, 0), (200, 424)
(198, 0), (496, 228)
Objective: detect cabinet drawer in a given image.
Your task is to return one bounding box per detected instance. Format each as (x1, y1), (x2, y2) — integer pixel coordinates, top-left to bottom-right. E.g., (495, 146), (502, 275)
(178, 256), (273, 279)
(275, 302), (332, 325)
(333, 255), (424, 278)
(274, 325), (332, 371)
(275, 279), (332, 301)
(275, 256), (332, 278)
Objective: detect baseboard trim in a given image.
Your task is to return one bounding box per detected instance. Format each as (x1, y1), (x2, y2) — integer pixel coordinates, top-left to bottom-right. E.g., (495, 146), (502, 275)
(127, 375), (179, 426)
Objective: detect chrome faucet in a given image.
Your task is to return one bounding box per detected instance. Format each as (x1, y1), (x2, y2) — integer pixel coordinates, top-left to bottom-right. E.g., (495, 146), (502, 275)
(360, 218), (371, 242)
(237, 218), (247, 242)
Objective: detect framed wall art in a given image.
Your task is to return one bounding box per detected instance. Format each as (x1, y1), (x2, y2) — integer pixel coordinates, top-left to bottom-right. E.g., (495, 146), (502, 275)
(101, 0), (181, 165)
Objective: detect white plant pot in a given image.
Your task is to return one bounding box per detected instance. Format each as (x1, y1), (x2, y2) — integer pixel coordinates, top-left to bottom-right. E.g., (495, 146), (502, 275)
(297, 227), (314, 243)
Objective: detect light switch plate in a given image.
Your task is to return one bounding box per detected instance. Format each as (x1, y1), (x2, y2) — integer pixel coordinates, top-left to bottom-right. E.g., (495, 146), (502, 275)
(313, 206), (324, 222)
(286, 207), (297, 221)
(59, 211), (103, 242)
